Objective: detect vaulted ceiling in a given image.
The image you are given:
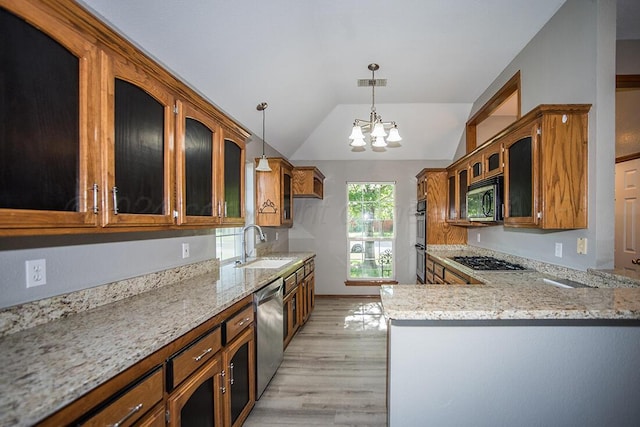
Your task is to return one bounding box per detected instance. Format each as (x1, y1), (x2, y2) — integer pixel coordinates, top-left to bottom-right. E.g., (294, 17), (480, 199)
(79, 0), (638, 162)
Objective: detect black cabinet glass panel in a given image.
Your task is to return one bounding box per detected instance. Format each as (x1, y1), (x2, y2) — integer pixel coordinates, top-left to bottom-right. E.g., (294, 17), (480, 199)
(487, 152), (500, 173)
(283, 302), (289, 338)
(472, 161), (482, 178)
(185, 118), (213, 216)
(114, 79), (164, 215)
(0, 8), (79, 211)
(447, 176), (456, 219)
(230, 341), (250, 425)
(292, 294), (298, 328)
(508, 137), (533, 218)
(224, 140), (241, 218)
(458, 169), (468, 219)
(283, 172), (291, 220)
(180, 377), (216, 427)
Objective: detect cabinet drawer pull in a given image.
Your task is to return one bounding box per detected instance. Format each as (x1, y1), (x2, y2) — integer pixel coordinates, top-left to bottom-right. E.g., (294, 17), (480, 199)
(236, 317), (251, 327)
(193, 347), (213, 362)
(217, 201), (222, 218)
(224, 201), (228, 217)
(112, 186), (119, 215)
(111, 403), (143, 427)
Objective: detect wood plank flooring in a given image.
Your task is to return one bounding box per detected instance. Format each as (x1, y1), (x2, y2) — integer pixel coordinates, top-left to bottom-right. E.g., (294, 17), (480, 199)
(244, 297), (388, 426)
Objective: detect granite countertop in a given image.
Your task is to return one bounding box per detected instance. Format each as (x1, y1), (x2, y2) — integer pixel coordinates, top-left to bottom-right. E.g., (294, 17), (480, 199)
(381, 247), (640, 322)
(0, 252), (314, 427)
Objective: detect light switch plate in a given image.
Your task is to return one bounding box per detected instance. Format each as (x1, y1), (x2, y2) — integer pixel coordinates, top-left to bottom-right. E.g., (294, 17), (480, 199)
(555, 243), (563, 258)
(182, 243), (190, 259)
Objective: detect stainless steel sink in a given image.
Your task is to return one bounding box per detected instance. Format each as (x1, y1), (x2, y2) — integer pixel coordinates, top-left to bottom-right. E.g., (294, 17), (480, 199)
(541, 278), (592, 288)
(236, 258), (296, 269)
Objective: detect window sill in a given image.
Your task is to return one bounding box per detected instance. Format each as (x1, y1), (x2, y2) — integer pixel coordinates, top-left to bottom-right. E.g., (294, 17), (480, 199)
(344, 280), (398, 286)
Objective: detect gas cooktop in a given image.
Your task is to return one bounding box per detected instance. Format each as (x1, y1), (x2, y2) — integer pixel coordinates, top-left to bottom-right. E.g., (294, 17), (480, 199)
(451, 256), (526, 271)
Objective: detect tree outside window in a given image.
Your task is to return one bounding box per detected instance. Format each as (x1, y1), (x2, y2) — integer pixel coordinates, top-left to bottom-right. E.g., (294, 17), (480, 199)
(347, 182), (395, 279)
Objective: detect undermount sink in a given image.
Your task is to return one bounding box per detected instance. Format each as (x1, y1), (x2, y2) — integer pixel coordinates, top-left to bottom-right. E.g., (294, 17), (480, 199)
(236, 258), (296, 269)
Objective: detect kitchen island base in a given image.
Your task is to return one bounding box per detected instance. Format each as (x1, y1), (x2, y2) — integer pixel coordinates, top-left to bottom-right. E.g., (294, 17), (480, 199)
(388, 320), (640, 427)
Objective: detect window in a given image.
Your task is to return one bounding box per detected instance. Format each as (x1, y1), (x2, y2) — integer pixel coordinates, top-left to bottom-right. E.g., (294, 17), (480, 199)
(347, 182), (395, 280)
(216, 227), (242, 262)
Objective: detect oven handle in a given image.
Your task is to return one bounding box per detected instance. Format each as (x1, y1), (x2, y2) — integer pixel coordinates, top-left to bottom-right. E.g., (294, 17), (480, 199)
(415, 212), (425, 216)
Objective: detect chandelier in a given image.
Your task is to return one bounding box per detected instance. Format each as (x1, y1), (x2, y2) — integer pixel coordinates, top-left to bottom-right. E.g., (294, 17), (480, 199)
(349, 63), (402, 149)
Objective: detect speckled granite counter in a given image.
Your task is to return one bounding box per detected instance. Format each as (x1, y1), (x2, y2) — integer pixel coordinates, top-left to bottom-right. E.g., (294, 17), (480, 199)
(381, 247), (640, 321)
(0, 252), (313, 427)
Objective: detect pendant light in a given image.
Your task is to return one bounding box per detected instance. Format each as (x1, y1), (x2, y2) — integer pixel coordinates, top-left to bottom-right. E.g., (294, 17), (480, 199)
(255, 102), (272, 172)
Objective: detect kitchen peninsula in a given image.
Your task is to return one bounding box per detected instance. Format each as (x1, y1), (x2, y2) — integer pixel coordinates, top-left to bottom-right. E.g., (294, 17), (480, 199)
(382, 248), (640, 427)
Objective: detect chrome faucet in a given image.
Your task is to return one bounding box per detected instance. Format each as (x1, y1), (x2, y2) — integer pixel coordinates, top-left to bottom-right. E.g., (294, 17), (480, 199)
(240, 224), (267, 264)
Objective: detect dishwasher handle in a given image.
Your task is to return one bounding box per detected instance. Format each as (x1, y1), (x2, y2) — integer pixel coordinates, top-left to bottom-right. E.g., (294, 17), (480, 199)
(254, 278), (284, 304)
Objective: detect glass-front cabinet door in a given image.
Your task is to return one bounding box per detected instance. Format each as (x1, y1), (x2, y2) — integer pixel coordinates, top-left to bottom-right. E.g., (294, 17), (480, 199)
(503, 123), (539, 227)
(175, 100), (220, 226)
(101, 53), (175, 227)
(218, 131), (245, 226)
(0, 5), (99, 232)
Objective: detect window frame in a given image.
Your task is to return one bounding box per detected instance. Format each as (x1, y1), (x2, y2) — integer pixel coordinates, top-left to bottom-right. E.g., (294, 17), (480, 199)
(345, 181), (396, 281)
(215, 226), (242, 263)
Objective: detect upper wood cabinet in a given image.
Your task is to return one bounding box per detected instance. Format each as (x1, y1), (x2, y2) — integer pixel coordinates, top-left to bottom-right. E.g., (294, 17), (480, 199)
(219, 131), (246, 226)
(446, 164), (469, 223)
(503, 105), (590, 229)
(101, 52), (175, 228)
(255, 157), (294, 227)
(0, 3), (100, 233)
(0, 0), (249, 235)
(175, 100), (219, 226)
(468, 140), (504, 185)
(292, 167), (325, 199)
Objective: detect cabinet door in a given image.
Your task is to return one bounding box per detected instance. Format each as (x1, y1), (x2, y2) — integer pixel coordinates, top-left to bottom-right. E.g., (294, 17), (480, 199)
(222, 326), (255, 427)
(175, 101), (220, 226)
(469, 155), (483, 184)
(167, 355), (224, 427)
(102, 53), (175, 227)
(281, 165), (293, 226)
(503, 124), (539, 227)
(447, 172), (457, 221)
(0, 5), (100, 232)
(218, 134), (245, 226)
(306, 272), (315, 315)
(483, 143), (503, 179)
(457, 167), (468, 220)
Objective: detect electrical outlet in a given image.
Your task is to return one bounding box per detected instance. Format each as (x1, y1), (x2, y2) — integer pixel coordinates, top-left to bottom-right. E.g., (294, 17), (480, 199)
(555, 243), (563, 258)
(182, 243), (190, 259)
(275, 232), (279, 241)
(476, 233), (481, 243)
(577, 238), (588, 254)
(26, 259), (47, 288)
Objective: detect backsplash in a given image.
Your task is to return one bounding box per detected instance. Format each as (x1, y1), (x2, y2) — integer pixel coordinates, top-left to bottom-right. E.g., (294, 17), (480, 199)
(0, 259), (220, 338)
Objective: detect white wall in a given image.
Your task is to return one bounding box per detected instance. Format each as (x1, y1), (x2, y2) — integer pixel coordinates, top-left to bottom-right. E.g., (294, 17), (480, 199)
(463, 0), (616, 270)
(289, 159), (449, 295)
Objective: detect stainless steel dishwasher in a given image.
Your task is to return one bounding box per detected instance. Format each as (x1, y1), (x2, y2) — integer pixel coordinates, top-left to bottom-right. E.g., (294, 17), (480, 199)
(253, 277), (284, 399)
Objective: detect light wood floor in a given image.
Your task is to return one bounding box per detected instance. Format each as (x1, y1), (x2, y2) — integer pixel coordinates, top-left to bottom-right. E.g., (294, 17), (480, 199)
(244, 297), (388, 426)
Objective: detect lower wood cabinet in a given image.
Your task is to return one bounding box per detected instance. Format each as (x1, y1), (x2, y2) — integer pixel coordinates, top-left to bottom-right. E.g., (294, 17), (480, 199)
(222, 326), (255, 427)
(283, 285), (300, 349)
(426, 255), (480, 285)
(283, 258), (316, 350)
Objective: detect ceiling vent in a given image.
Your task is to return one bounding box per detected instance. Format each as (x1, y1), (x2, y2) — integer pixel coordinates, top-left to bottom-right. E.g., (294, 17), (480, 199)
(357, 78), (387, 87)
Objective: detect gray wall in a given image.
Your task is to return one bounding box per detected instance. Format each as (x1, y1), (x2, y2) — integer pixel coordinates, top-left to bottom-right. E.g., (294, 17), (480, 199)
(289, 159), (449, 295)
(462, 0), (616, 270)
(617, 40), (640, 73)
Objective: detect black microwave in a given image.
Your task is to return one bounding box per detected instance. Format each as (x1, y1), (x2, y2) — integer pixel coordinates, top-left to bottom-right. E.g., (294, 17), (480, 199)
(466, 176), (504, 222)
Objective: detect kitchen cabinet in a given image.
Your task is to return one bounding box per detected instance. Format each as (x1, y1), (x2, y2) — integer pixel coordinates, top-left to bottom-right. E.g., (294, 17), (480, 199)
(219, 131), (246, 226)
(221, 326), (255, 427)
(0, 3), (100, 232)
(446, 164), (469, 223)
(417, 172), (428, 201)
(293, 166), (325, 199)
(175, 100), (220, 226)
(255, 157), (294, 227)
(469, 141), (503, 185)
(283, 272), (300, 349)
(416, 169), (467, 244)
(426, 254), (480, 285)
(299, 259), (315, 325)
(0, 0), (249, 236)
(503, 105), (590, 229)
(101, 52), (176, 228)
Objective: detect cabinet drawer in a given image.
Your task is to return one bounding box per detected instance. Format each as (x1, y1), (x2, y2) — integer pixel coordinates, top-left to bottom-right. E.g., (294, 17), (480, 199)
(225, 305), (254, 344)
(81, 368), (163, 427)
(426, 258), (434, 273)
(444, 269), (467, 285)
(304, 259), (314, 276)
(295, 267), (305, 283)
(284, 273), (297, 295)
(168, 327), (222, 390)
